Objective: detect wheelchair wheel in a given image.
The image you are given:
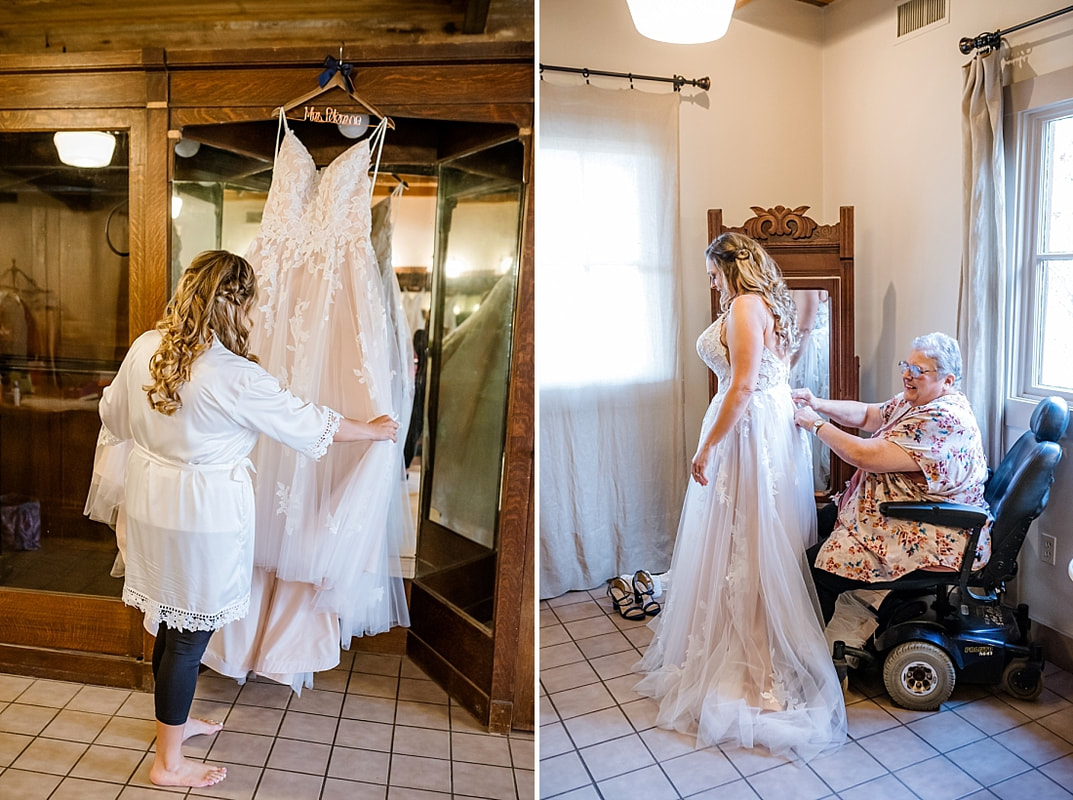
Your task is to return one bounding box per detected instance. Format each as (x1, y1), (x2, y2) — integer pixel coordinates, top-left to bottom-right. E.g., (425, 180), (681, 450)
(882, 641), (956, 711)
(1002, 659), (1044, 701)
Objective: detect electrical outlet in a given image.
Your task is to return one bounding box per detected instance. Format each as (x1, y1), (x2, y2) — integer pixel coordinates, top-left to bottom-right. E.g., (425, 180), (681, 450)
(1041, 532), (1057, 565)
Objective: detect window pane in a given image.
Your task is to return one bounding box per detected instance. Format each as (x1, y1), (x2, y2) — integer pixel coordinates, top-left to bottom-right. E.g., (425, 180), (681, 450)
(0, 130), (129, 597)
(1038, 259), (1073, 391)
(1043, 115), (1073, 253)
(537, 147), (673, 387)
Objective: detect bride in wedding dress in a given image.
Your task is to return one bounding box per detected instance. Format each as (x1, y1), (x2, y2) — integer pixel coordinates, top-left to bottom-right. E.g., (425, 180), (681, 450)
(634, 232), (846, 762)
(202, 113), (412, 692)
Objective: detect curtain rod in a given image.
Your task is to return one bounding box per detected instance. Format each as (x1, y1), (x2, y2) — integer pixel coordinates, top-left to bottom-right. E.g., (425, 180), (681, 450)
(959, 4), (1073, 54)
(539, 63), (710, 92)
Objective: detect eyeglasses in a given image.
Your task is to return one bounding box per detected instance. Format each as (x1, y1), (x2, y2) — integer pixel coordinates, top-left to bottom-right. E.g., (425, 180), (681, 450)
(898, 360), (938, 379)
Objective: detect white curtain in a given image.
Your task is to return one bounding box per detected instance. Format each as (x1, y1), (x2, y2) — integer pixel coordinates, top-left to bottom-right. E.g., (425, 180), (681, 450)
(538, 83), (685, 599)
(958, 48), (1007, 464)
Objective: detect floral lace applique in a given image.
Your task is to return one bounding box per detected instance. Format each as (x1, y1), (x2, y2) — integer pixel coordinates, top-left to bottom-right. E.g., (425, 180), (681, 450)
(274, 482), (291, 516)
(764, 662), (805, 713)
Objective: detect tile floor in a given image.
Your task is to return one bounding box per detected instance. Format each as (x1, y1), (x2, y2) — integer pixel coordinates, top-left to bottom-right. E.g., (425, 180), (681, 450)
(539, 587), (1073, 800)
(0, 650), (534, 800)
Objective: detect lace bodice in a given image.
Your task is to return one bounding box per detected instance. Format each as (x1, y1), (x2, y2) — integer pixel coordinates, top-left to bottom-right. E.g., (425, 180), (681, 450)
(697, 315), (789, 393)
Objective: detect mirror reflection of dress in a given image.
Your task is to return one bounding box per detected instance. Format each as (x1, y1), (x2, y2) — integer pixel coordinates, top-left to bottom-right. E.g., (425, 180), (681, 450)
(790, 291), (830, 491)
(429, 272), (515, 548)
(202, 118), (411, 692)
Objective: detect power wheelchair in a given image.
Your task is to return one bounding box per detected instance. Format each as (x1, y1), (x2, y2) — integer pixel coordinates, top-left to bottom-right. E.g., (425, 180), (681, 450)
(834, 396), (1069, 710)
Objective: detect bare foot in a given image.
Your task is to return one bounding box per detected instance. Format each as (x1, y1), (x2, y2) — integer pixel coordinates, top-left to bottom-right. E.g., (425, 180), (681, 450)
(184, 717), (224, 740)
(149, 755), (227, 788)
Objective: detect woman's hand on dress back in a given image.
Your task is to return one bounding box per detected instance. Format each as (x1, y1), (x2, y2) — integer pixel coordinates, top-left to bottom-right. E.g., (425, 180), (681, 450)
(791, 387), (816, 408)
(364, 414), (399, 442)
(794, 406), (821, 430)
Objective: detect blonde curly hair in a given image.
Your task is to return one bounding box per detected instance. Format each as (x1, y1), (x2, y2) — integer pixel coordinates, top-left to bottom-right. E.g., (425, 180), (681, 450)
(144, 250), (259, 415)
(705, 231), (799, 357)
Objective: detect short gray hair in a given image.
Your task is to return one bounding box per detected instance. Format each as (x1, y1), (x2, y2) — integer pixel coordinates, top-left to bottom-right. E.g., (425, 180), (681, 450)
(911, 332), (962, 388)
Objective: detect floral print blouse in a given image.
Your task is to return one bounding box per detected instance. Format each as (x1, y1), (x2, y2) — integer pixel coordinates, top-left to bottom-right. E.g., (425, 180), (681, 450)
(815, 391), (990, 582)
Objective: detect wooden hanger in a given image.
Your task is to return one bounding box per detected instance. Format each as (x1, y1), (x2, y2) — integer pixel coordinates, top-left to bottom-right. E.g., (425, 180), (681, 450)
(277, 56), (395, 130)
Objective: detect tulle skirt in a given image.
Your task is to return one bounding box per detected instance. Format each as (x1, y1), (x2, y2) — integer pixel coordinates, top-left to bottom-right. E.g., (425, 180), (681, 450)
(245, 235), (411, 640)
(634, 385), (846, 762)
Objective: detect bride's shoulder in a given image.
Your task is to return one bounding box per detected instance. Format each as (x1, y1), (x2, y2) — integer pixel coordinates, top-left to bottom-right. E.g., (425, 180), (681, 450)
(726, 293), (770, 330)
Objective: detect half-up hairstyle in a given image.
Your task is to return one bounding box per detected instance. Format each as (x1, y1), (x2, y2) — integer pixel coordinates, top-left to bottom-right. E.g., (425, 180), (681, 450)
(705, 231), (800, 357)
(144, 250), (259, 415)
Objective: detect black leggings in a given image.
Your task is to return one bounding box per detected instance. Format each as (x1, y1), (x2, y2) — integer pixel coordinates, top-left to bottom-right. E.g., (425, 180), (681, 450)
(152, 623), (213, 726)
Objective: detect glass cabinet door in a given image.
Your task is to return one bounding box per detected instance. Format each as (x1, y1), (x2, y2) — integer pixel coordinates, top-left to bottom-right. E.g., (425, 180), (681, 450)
(417, 138), (524, 627)
(0, 130), (130, 597)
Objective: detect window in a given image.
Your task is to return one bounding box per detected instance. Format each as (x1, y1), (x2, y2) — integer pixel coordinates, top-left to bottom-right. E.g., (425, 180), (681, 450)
(1014, 98), (1073, 399)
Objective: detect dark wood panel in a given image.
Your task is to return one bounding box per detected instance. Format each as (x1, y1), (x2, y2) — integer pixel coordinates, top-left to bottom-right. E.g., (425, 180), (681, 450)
(406, 632), (491, 728)
(408, 582), (494, 689)
(163, 41), (534, 67)
(491, 152), (534, 731)
(0, 589), (144, 655)
(0, 73), (150, 110)
(0, 2), (533, 55)
(0, 108), (134, 130)
(168, 64), (532, 109)
(510, 469), (535, 733)
(0, 641), (152, 689)
(0, 49), (166, 72)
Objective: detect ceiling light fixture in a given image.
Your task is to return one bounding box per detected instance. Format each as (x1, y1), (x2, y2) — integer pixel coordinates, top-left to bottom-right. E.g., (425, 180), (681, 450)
(53, 131), (117, 168)
(626, 0), (735, 44)
(337, 114), (371, 139)
(174, 138), (201, 158)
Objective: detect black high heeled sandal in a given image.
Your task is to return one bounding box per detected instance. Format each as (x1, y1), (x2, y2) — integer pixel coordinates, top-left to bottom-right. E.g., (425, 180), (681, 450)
(633, 570), (661, 616)
(607, 576), (646, 620)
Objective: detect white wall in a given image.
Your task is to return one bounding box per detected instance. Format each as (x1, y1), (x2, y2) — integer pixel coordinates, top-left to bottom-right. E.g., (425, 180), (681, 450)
(540, 0), (825, 432)
(541, 0), (1073, 641)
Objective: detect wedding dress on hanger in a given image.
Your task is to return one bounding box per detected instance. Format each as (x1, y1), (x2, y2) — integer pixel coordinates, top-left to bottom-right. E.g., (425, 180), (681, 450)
(202, 113), (412, 692)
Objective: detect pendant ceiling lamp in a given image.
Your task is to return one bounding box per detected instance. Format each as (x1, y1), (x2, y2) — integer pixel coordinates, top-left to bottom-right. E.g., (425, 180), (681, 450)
(337, 114), (370, 139)
(53, 131), (116, 168)
(626, 0), (735, 44)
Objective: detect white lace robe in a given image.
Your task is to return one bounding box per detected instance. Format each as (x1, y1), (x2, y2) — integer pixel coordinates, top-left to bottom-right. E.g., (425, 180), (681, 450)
(97, 329), (339, 632)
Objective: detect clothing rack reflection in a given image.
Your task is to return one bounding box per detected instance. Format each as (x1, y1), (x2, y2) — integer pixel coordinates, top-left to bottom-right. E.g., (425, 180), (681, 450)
(539, 63), (710, 92)
(959, 4), (1073, 54)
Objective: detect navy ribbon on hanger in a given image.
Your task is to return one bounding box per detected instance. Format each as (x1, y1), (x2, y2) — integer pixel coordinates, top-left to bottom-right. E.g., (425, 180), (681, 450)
(318, 56), (354, 89)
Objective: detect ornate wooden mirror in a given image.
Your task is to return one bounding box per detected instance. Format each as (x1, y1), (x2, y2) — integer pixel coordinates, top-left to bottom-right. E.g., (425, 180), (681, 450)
(707, 205), (859, 499)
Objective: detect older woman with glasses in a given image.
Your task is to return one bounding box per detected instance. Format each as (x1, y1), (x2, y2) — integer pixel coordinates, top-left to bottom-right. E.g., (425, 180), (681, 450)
(791, 332), (989, 624)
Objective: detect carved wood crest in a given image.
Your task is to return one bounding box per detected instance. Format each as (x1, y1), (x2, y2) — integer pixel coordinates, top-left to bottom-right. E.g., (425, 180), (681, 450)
(723, 205), (839, 244)
(744, 205), (816, 239)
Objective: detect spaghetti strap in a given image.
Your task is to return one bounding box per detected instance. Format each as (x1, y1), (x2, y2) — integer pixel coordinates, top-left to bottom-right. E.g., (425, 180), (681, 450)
(369, 117), (389, 188)
(275, 106), (290, 157)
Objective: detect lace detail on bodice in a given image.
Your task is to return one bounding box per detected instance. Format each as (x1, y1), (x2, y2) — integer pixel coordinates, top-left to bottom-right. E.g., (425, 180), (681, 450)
(249, 131), (388, 405)
(696, 315), (789, 393)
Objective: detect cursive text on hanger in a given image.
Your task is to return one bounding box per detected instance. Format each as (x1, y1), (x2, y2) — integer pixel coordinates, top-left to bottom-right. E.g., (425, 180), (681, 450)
(301, 107), (367, 126)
